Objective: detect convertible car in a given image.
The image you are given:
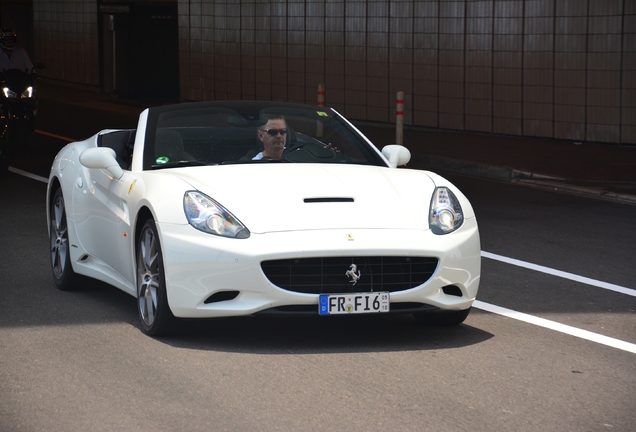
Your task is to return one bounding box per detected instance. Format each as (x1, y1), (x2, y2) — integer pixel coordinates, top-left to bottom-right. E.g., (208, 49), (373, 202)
(47, 101), (480, 336)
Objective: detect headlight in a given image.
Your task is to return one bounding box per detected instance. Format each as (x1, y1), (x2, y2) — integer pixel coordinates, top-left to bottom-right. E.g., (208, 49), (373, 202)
(184, 191), (250, 238)
(21, 86), (33, 98)
(2, 87), (17, 98)
(429, 187), (464, 235)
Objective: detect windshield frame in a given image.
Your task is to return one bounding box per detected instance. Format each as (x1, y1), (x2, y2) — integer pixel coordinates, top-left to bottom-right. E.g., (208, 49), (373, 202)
(141, 101), (387, 171)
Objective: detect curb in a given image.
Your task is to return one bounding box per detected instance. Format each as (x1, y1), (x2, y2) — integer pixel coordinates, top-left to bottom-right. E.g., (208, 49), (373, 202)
(411, 153), (515, 182)
(514, 178), (636, 205)
(410, 153), (636, 206)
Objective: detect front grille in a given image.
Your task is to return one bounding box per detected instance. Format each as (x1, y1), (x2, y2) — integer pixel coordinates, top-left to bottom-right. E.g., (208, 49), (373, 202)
(261, 256), (438, 294)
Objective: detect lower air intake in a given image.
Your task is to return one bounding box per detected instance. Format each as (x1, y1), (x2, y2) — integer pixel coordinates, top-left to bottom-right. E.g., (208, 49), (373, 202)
(204, 291), (240, 304)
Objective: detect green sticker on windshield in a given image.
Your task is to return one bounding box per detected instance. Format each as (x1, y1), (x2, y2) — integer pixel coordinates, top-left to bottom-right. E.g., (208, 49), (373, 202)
(156, 156), (169, 164)
(317, 111), (328, 117)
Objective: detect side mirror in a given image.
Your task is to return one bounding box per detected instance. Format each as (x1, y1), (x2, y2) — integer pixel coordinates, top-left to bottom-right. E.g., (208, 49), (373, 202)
(79, 147), (124, 179)
(381, 144), (411, 168)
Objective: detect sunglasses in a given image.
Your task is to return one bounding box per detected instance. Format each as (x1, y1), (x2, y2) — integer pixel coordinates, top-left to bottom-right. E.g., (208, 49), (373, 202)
(262, 128), (287, 136)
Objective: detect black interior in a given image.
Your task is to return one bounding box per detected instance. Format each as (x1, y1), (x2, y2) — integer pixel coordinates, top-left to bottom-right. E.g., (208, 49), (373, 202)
(98, 129), (136, 169)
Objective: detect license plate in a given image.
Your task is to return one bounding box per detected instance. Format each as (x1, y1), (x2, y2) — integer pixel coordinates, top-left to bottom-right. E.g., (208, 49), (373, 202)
(319, 292), (390, 315)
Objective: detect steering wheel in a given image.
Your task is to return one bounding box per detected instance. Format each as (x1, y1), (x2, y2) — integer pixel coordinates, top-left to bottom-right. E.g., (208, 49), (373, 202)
(282, 141), (306, 156)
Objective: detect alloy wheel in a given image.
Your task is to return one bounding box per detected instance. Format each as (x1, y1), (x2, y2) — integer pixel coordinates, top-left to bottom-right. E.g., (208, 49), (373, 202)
(137, 225), (160, 327)
(50, 193), (69, 280)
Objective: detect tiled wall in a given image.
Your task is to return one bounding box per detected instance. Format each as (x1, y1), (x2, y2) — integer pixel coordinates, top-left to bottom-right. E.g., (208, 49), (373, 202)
(33, 0), (99, 86)
(28, 0), (634, 144)
(178, 0), (635, 144)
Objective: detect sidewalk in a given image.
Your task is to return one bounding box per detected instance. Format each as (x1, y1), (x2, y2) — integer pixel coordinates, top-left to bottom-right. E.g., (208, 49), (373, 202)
(37, 79), (636, 205)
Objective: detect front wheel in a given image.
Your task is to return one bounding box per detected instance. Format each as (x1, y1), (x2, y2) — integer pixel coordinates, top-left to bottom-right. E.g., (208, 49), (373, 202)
(136, 219), (178, 336)
(413, 308), (471, 327)
(50, 188), (82, 290)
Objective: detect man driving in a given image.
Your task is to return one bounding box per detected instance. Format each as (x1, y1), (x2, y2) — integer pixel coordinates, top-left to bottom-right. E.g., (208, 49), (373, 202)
(253, 115), (287, 160)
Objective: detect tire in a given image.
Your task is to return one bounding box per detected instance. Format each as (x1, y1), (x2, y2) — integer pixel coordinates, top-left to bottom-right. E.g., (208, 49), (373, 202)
(50, 188), (82, 290)
(413, 307), (471, 327)
(136, 219), (178, 336)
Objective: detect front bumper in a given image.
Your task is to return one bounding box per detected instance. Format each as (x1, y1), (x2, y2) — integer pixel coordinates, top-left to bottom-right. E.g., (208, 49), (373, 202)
(158, 217), (480, 318)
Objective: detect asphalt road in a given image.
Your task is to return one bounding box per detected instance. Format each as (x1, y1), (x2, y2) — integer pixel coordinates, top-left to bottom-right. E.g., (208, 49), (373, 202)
(1, 98), (635, 431)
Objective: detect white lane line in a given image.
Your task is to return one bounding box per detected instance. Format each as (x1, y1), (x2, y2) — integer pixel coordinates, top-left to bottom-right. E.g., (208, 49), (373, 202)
(482, 250), (636, 298)
(473, 300), (636, 354)
(8, 166), (48, 183)
(35, 129), (75, 142)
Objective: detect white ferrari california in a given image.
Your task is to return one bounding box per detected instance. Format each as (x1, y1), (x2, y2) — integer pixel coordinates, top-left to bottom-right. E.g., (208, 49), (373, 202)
(47, 101), (480, 336)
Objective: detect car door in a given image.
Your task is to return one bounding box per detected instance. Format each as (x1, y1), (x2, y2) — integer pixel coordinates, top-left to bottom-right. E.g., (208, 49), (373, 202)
(72, 165), (135, 282)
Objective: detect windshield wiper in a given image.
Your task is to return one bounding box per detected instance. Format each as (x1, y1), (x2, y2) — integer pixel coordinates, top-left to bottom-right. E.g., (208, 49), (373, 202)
(151, 160), (213, 170)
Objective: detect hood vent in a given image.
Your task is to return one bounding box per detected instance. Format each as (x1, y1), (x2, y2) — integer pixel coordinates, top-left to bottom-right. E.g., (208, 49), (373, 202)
(304, 197), (354, 203)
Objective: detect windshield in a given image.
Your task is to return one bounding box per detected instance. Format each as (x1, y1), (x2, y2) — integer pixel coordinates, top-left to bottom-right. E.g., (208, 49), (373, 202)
(141, 102), (386, 170)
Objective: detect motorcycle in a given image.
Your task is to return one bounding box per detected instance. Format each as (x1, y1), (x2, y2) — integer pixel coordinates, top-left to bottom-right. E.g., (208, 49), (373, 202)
(0, 63), (45, 175)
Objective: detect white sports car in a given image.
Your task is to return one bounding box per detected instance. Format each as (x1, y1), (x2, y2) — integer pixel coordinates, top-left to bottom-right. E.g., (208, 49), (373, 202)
(47, 101), (480, 336)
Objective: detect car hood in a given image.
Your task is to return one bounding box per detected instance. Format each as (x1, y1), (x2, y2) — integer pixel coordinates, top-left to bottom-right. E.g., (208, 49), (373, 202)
(170, 164), (437, 234)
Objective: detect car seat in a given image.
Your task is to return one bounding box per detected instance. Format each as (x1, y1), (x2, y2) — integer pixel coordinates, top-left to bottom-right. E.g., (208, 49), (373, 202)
(155, 129), (190, 162)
